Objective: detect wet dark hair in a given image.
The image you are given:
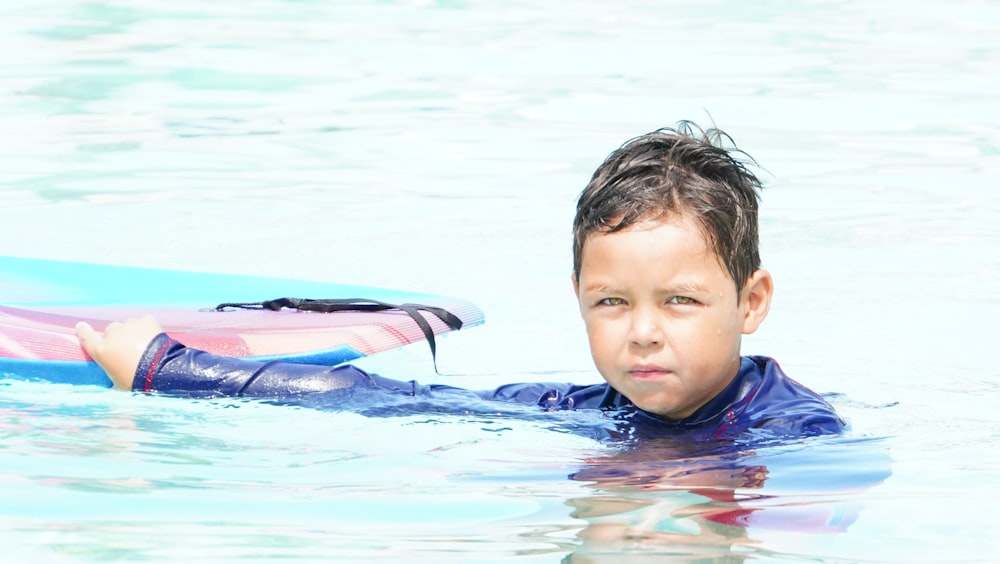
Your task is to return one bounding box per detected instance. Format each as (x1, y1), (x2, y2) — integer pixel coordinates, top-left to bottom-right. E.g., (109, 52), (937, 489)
(572, 121), (763, 293)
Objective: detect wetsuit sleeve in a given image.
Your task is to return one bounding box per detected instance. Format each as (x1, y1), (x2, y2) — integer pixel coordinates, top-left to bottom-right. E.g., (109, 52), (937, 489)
(476, 381), (617, 410)
(133, 332), (403, 398)
(132, 333), (614, 411)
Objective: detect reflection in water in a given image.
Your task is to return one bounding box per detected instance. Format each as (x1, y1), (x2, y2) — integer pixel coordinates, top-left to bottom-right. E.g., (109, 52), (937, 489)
(562, 436), (890, 561)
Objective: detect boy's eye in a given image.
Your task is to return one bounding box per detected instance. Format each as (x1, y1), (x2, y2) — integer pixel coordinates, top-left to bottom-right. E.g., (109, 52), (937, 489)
(668, 296), (696, 305)
(598, 297), (626, 306)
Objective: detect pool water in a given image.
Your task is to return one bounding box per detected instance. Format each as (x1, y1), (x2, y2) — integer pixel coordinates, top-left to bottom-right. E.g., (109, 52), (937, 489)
(2, 1), (998, 561)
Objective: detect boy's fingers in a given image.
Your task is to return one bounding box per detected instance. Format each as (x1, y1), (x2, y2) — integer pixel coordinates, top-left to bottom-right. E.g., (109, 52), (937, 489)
(75, 321), (97, 341)
(75, 321), (102, 356)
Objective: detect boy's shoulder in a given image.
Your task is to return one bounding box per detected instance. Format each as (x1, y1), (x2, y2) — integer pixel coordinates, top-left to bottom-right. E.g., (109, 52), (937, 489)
(738, 355), (845, 437)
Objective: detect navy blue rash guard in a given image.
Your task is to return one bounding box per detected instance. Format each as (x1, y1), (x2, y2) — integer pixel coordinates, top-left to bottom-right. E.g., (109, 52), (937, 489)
(134, 333), (844, 439)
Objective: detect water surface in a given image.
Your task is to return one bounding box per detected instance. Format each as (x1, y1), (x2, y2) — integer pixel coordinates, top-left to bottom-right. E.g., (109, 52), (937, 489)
(1, 1), (998, 561)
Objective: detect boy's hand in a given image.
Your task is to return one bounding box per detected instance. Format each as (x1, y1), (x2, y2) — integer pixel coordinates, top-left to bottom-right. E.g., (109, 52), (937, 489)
(75, 315), (164, 390)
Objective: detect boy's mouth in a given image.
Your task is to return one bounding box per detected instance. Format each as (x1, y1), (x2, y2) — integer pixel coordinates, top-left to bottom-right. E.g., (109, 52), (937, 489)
(627, 365), (672, 381)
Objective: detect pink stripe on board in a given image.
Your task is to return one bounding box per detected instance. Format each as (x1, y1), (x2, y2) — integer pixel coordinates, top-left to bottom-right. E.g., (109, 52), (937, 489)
(0, 300), (483, 362)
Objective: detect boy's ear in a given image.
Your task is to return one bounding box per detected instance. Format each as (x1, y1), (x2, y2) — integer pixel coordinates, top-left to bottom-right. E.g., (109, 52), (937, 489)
(571, 272), (580, 298)
(741, 269), (773, 335)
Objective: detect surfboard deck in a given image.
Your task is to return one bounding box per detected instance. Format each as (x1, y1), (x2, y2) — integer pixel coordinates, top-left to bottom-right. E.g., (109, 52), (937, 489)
(0, 256), (484, 387)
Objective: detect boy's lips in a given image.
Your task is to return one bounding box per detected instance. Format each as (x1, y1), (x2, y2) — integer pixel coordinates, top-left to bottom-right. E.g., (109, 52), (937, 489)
(627, 365), (672, 381)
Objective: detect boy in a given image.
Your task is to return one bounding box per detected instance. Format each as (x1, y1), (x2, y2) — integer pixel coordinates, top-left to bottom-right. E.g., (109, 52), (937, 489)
(76, 123), (844, 439)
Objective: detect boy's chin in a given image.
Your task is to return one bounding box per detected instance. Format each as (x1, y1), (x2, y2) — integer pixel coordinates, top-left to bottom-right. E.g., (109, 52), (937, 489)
(633, 401), (686, 421)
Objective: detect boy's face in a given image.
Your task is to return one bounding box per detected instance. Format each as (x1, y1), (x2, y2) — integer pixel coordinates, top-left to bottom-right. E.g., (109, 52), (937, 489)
(572, 212), (771, 420)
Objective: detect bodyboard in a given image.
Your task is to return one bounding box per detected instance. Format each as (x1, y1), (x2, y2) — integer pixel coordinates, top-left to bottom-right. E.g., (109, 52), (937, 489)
(0, 256), (484, 387)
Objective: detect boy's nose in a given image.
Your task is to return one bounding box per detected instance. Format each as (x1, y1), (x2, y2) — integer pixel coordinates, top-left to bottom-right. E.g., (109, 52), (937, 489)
(628, 310), (664, 347)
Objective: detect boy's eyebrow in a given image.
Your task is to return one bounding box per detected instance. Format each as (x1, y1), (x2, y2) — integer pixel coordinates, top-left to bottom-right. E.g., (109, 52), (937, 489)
(580, 283), (626, 294)
(579, 281), (711, 295)
(664, 281), (712, 294)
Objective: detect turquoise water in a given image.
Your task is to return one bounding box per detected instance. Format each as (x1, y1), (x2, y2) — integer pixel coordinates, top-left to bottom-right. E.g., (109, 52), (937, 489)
(2, 0), (999, 561)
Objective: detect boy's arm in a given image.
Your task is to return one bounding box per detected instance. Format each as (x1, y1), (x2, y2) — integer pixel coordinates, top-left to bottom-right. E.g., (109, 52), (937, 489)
(75, 316), (607, 407)
(479, 381), (616, 410)
(76, 316), (387, 397)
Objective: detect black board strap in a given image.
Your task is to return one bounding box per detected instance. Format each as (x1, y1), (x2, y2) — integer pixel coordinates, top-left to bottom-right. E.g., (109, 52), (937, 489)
(212, 298), (463, 372)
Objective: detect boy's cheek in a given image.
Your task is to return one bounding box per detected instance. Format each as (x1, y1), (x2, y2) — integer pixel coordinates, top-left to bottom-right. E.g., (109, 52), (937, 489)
(583, 322), (609, 347)
(586, 316), (627, 342)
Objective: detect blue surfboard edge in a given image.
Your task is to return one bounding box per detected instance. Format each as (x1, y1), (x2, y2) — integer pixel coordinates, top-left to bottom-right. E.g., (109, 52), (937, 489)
(0, 345), (368, 388)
